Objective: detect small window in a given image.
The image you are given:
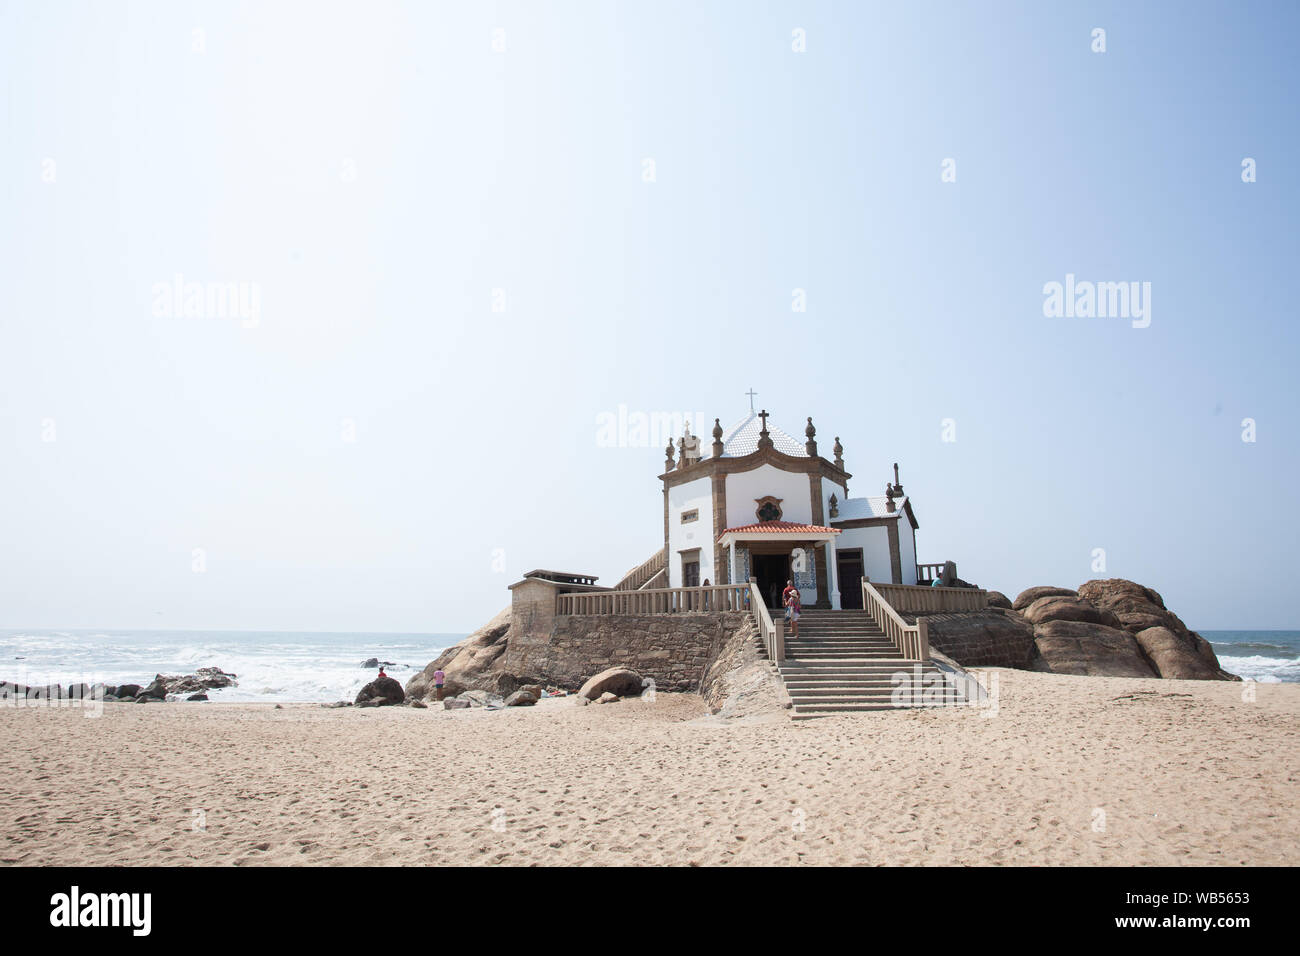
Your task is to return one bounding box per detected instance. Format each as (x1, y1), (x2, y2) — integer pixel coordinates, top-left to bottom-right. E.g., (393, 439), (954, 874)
(681, 509), (699, 524)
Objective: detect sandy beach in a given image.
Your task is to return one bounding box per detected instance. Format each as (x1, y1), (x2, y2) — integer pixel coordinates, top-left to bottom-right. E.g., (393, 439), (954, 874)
(2, 669), (1296, 867)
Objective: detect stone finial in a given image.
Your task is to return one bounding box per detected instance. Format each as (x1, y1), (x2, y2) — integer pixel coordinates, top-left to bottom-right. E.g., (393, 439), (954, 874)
(885, 481), (896, 513)
(712, 417), (724, 457)
(828, 493), (838, 519)
(682, 423), (701, 464)
(805, 417), (817, 457)
(665, 440), (675, 471)
(833, 436), (844, 469)
(757, 409), (773, 450)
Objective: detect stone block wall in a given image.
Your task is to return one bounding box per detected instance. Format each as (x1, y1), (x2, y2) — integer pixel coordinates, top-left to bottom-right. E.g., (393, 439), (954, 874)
(498, 611), (751, 692)
(907, 609), (1036, 669)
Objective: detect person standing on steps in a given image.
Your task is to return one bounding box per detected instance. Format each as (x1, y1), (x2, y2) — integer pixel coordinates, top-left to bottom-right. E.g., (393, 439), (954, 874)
(783, 580), (801, 638)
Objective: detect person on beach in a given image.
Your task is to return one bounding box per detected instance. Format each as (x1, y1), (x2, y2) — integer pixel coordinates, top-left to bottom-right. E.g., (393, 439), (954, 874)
(784, 581), (801, 637)
(433, 668), (446, 701)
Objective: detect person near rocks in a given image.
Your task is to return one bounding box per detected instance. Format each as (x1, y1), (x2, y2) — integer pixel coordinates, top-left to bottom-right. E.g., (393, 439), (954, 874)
(433, 668), (446, 701)
(377, 666), (388, 680)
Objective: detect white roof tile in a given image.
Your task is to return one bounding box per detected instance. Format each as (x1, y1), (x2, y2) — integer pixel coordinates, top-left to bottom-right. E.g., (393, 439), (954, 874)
(834, 495), (907, 520)
(719, 412), (808, 458)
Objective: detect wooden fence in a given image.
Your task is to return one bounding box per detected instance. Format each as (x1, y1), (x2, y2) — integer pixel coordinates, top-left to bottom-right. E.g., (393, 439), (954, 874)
(556, 583), (750, 616)
(872, 582), (988, 615)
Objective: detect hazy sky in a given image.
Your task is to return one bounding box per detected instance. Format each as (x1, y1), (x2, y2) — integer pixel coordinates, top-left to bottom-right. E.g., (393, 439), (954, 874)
(2, 1), (1297, 633)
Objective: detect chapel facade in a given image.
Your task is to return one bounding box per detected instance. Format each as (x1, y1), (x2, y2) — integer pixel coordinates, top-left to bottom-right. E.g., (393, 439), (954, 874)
(661, 409), (921, 611)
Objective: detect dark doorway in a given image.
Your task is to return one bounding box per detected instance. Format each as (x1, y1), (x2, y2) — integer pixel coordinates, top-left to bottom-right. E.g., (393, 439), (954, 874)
(837, 551), (864, 609)
(752, 552), (790, 609)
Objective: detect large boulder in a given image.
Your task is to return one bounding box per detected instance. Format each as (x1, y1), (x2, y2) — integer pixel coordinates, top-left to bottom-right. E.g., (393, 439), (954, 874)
(985, 590), (1012, 610)
(503, 690), (538, 707)
(1076, 579), (1177, 633)
(921, 609), (1036, 668)
(1134, 626), (1222, 680)
(1021, 595), (1122, 628)
(1076, 578), (1237, 680)
(355, 675), (405, 706)
(1032, 620), (1158, 678)
(1012, 586), (1077, 611)
(578, 667), (645, 701)
(407, 607), (514, 699)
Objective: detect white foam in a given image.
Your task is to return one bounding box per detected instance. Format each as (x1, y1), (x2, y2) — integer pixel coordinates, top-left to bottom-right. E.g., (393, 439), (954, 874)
(1218, 654), (1299, 684)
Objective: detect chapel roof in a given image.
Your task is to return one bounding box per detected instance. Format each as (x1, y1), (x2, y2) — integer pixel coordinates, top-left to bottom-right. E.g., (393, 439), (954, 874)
(718, 520), (841, 537)
(717, 411), (808, 458)
(833, 495), (909, 521)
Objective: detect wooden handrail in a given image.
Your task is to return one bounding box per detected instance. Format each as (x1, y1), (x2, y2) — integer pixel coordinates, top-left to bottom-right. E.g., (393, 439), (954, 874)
(861, 577), (930, 661)
(749, 578), (783, 662)
(872, 582), (987, 614)
(556, 582), (750, 616)
(613, 549), (668, 591)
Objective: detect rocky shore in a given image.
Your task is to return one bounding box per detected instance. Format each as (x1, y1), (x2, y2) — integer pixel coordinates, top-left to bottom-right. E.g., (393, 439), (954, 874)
(923, 578), (1238, 680)
(0, 667), (238, 703)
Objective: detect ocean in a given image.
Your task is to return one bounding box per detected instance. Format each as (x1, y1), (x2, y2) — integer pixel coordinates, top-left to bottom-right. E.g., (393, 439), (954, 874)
(1203, 631), (1300, 683)
(1, 628), (1295, 701)
(0, 629), (461, 703)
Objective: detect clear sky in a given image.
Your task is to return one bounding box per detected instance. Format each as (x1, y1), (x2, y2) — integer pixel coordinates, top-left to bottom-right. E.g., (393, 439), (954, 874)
(1, 1), (1296, 633)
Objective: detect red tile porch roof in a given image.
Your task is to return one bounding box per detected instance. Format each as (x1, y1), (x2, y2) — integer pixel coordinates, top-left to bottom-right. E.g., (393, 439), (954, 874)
(718, 521), (841, 536)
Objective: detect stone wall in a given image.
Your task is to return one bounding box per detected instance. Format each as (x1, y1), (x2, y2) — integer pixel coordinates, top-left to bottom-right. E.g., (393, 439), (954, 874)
(906, 609), (1036, 669)
(498, 611), (752, 692)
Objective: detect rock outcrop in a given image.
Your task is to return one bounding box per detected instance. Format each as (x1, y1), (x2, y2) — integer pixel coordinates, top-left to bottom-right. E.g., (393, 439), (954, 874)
(355, 675), (405, 706)
(919, 578), (1235, 681)
(1012, 586), (1077, 611)
(406, 607), (513, 699)
(578, 667), (646, 701)
(1076, 579), (1235, 680)
(1020, 595), (1122, 628)
(1030, 620), (1157, 678)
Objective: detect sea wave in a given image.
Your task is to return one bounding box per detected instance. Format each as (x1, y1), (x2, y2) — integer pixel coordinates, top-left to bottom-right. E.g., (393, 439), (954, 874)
(0, 629), (456, 703)
(1217, 654), (1300, 684)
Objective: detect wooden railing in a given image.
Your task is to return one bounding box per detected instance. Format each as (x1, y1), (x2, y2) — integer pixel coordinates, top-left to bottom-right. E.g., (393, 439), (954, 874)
(613, 549), (667, 591)
(916, 561), (954, 585)
(861, 578), (930, 661)
(873, 582), (988, 614)
(749, 578), (784, 662)
(557, 582), (749, 616)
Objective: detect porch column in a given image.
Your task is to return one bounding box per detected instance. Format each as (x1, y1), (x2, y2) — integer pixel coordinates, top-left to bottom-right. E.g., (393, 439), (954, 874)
(827, 535), (841, 610)
(728, 540), (736, 588)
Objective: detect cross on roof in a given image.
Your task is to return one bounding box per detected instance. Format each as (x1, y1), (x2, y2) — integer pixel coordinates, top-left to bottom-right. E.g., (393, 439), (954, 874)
(758, 408), (769, 433)
(745, 388), (757, 412)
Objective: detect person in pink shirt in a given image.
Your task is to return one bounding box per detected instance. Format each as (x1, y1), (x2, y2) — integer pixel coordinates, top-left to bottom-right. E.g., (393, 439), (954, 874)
(433, 669), (446, 701)
(783, 580), (801, 637)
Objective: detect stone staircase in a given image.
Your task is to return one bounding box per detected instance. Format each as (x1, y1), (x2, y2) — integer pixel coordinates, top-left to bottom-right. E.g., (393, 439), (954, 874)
(764, 609), (971, 719)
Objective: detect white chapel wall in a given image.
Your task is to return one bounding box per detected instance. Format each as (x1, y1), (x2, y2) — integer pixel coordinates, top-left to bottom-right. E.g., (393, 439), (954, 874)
(667, 475), (713, 587)
(898, 516), (917, 585)
(836, 525), (893, 583)
(725, 464), (812, 527)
